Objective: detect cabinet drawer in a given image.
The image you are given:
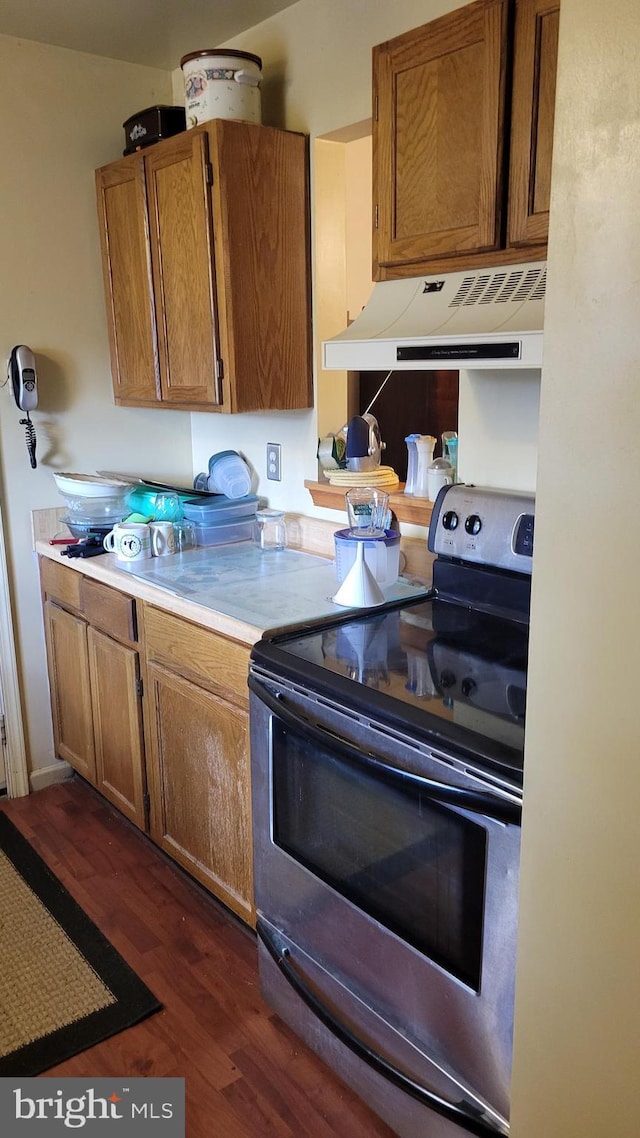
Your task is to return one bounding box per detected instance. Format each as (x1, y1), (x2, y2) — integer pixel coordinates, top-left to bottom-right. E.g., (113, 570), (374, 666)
(80, 577), (137, 645)
(40, 558), (82, 611)
(144, 605), (250, 708)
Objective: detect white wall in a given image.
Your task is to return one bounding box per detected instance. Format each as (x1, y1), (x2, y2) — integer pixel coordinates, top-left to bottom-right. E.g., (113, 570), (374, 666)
(511, 1), (640, 1134)
(0, 35), (194, 775)
(458, 369), (540, 491)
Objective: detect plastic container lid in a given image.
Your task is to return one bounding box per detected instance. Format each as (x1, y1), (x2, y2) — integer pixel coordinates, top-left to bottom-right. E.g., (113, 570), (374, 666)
(334, 528), (400, 546)
(180, 48), (262, 69)
(206, 451), (252, 499)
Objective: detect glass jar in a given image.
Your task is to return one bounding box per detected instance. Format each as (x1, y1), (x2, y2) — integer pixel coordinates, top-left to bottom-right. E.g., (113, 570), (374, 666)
(253, 508), (287, 551)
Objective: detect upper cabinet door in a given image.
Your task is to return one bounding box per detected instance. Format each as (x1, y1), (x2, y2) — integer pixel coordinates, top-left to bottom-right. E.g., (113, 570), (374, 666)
(373, 0), (510, 277)
(95, 156), (160, 403)
(145, 130), (221, 407)
(207, 121), (313, 413)
(507, 0), (560, 247)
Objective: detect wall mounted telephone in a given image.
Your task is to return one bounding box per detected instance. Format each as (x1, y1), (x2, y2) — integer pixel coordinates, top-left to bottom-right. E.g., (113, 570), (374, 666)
(7, 345), (38, 468)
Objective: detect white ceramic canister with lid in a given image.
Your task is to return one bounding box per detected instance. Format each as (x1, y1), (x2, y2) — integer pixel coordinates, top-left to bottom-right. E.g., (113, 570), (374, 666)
(427, 458), (454, 501)
(180, 49), (262, 128)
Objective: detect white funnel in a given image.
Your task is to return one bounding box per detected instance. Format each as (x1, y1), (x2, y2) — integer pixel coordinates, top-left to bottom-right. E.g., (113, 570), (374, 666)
(333, 538), (385, 608)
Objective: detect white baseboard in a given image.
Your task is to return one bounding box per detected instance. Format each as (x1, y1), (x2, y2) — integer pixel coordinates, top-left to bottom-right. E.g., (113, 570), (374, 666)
(29, 760), (73, 793)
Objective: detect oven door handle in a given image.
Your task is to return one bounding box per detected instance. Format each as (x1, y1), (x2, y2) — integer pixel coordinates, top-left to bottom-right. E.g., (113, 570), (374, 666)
(249, 674), (520, 826)
(257, 918), (508, 1138)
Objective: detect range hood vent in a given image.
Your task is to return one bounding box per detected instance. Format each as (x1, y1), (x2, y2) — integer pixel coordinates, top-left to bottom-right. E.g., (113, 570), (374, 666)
(323, 261), (546, 372)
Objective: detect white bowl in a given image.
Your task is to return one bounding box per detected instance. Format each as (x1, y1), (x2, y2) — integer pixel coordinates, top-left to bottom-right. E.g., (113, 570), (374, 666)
(52, 472), (133, 498)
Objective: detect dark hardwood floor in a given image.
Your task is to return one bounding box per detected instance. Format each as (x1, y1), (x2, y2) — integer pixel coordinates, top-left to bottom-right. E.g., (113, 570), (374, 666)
(1, 777), (396, 1137)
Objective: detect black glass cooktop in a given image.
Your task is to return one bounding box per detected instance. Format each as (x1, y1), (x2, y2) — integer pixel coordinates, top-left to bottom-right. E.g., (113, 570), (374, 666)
(252, 595), (529, 781)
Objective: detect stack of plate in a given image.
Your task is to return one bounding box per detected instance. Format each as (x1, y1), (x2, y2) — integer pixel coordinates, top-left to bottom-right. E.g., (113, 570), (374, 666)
(326, 465), (400, 491)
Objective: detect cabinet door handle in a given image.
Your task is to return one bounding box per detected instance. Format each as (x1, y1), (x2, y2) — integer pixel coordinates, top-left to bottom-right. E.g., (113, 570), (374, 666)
(248, 674), (521, 826)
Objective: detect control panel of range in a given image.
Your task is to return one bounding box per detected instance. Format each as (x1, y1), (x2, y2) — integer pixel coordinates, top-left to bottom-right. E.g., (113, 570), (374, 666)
(428, 485), (535, 574)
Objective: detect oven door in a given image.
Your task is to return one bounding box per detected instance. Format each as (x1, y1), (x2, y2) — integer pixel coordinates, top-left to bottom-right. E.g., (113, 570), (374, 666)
(249, 669), (521, 1137)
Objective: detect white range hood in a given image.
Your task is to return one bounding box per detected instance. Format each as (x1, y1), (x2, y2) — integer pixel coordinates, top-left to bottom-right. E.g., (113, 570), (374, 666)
(323, 261), (546, 372)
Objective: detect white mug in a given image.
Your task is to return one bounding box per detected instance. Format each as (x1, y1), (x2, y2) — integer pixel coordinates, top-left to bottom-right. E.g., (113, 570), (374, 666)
(103, 522), (152, 562)
(427, 467), (453, 501)
(149, 521), (175, 557)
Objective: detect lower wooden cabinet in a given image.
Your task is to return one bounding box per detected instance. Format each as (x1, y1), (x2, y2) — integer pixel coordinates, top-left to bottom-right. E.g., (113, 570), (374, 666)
(41, 563), (147, 829)
(43, 600), (96, 783)
(144, 664), (253, 925)
(87, 626), (146, 827)
(142, 603), (254, 926)
(40, 558), (255, 927)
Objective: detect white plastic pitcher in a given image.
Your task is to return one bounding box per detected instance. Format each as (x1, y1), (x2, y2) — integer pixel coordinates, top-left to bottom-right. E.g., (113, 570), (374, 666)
(414, 435), (436, 497)
(334, 529), (400, 587)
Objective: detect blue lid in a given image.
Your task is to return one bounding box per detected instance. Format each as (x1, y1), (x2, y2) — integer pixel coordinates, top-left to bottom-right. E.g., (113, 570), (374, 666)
(335, 528), (399, 546)
(208, 449), (240, 473)
(183, 493), (258, 510)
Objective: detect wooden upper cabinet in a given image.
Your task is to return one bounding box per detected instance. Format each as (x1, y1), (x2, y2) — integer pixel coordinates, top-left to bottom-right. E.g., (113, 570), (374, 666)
(373, 0), (509, 276)
(507, 0), (560, 246)
(95, 156), (160, 403)
(209, 121), (313, 413)
(145, 131), (221, 407)
(372, 0), (560, 280)
(95, 120), (312, 413)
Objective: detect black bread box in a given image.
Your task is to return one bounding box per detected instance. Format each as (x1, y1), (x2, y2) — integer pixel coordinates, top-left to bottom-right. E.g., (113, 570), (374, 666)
(123, 105), (186, 155)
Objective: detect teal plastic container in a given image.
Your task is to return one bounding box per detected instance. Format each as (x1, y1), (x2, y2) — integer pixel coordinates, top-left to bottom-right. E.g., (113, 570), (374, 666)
(125, 485), (191, 519)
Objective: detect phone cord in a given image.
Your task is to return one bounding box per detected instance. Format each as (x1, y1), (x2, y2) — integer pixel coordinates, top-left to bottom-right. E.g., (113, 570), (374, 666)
(20, 412), (37, 469)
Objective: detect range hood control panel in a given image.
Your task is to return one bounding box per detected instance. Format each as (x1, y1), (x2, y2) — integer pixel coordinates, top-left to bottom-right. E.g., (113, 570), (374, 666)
(429, 485), (535, 575)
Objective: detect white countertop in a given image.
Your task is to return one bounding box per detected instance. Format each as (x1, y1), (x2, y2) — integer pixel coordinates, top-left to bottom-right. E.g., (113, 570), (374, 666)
(119, 543), (426, 630)
(36, 537), (428, 645)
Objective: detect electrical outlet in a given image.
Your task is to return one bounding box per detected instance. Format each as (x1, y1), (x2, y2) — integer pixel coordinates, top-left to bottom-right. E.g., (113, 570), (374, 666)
(266, 442), (282, 481)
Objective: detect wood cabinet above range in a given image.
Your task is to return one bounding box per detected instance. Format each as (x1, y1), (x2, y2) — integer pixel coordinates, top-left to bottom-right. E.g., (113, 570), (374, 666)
(95, 120), (312, 413)
(372, 0), (560, 280)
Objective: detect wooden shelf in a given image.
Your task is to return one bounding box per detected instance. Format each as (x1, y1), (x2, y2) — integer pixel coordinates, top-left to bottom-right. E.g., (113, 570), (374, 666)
(304, 480), (433, 527)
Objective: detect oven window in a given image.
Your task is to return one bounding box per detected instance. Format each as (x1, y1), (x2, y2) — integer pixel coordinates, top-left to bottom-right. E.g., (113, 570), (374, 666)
(272, 721), (486, 991)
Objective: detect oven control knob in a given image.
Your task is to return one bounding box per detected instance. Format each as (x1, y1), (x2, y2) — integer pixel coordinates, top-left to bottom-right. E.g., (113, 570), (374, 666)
(461, 677), (477, 698)
(440, 669), (456, 689)
(465, 513), (482, 535)
(442, 510), (459, 531)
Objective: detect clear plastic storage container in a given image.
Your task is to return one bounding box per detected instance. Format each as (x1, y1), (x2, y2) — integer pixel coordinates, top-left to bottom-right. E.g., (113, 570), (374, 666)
(181, 495), (258, 524)
(192, 518), (255, 547)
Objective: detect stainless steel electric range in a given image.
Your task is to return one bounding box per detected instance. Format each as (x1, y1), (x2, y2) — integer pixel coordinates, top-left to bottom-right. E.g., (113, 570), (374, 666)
(248, 484), (534, 1138)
